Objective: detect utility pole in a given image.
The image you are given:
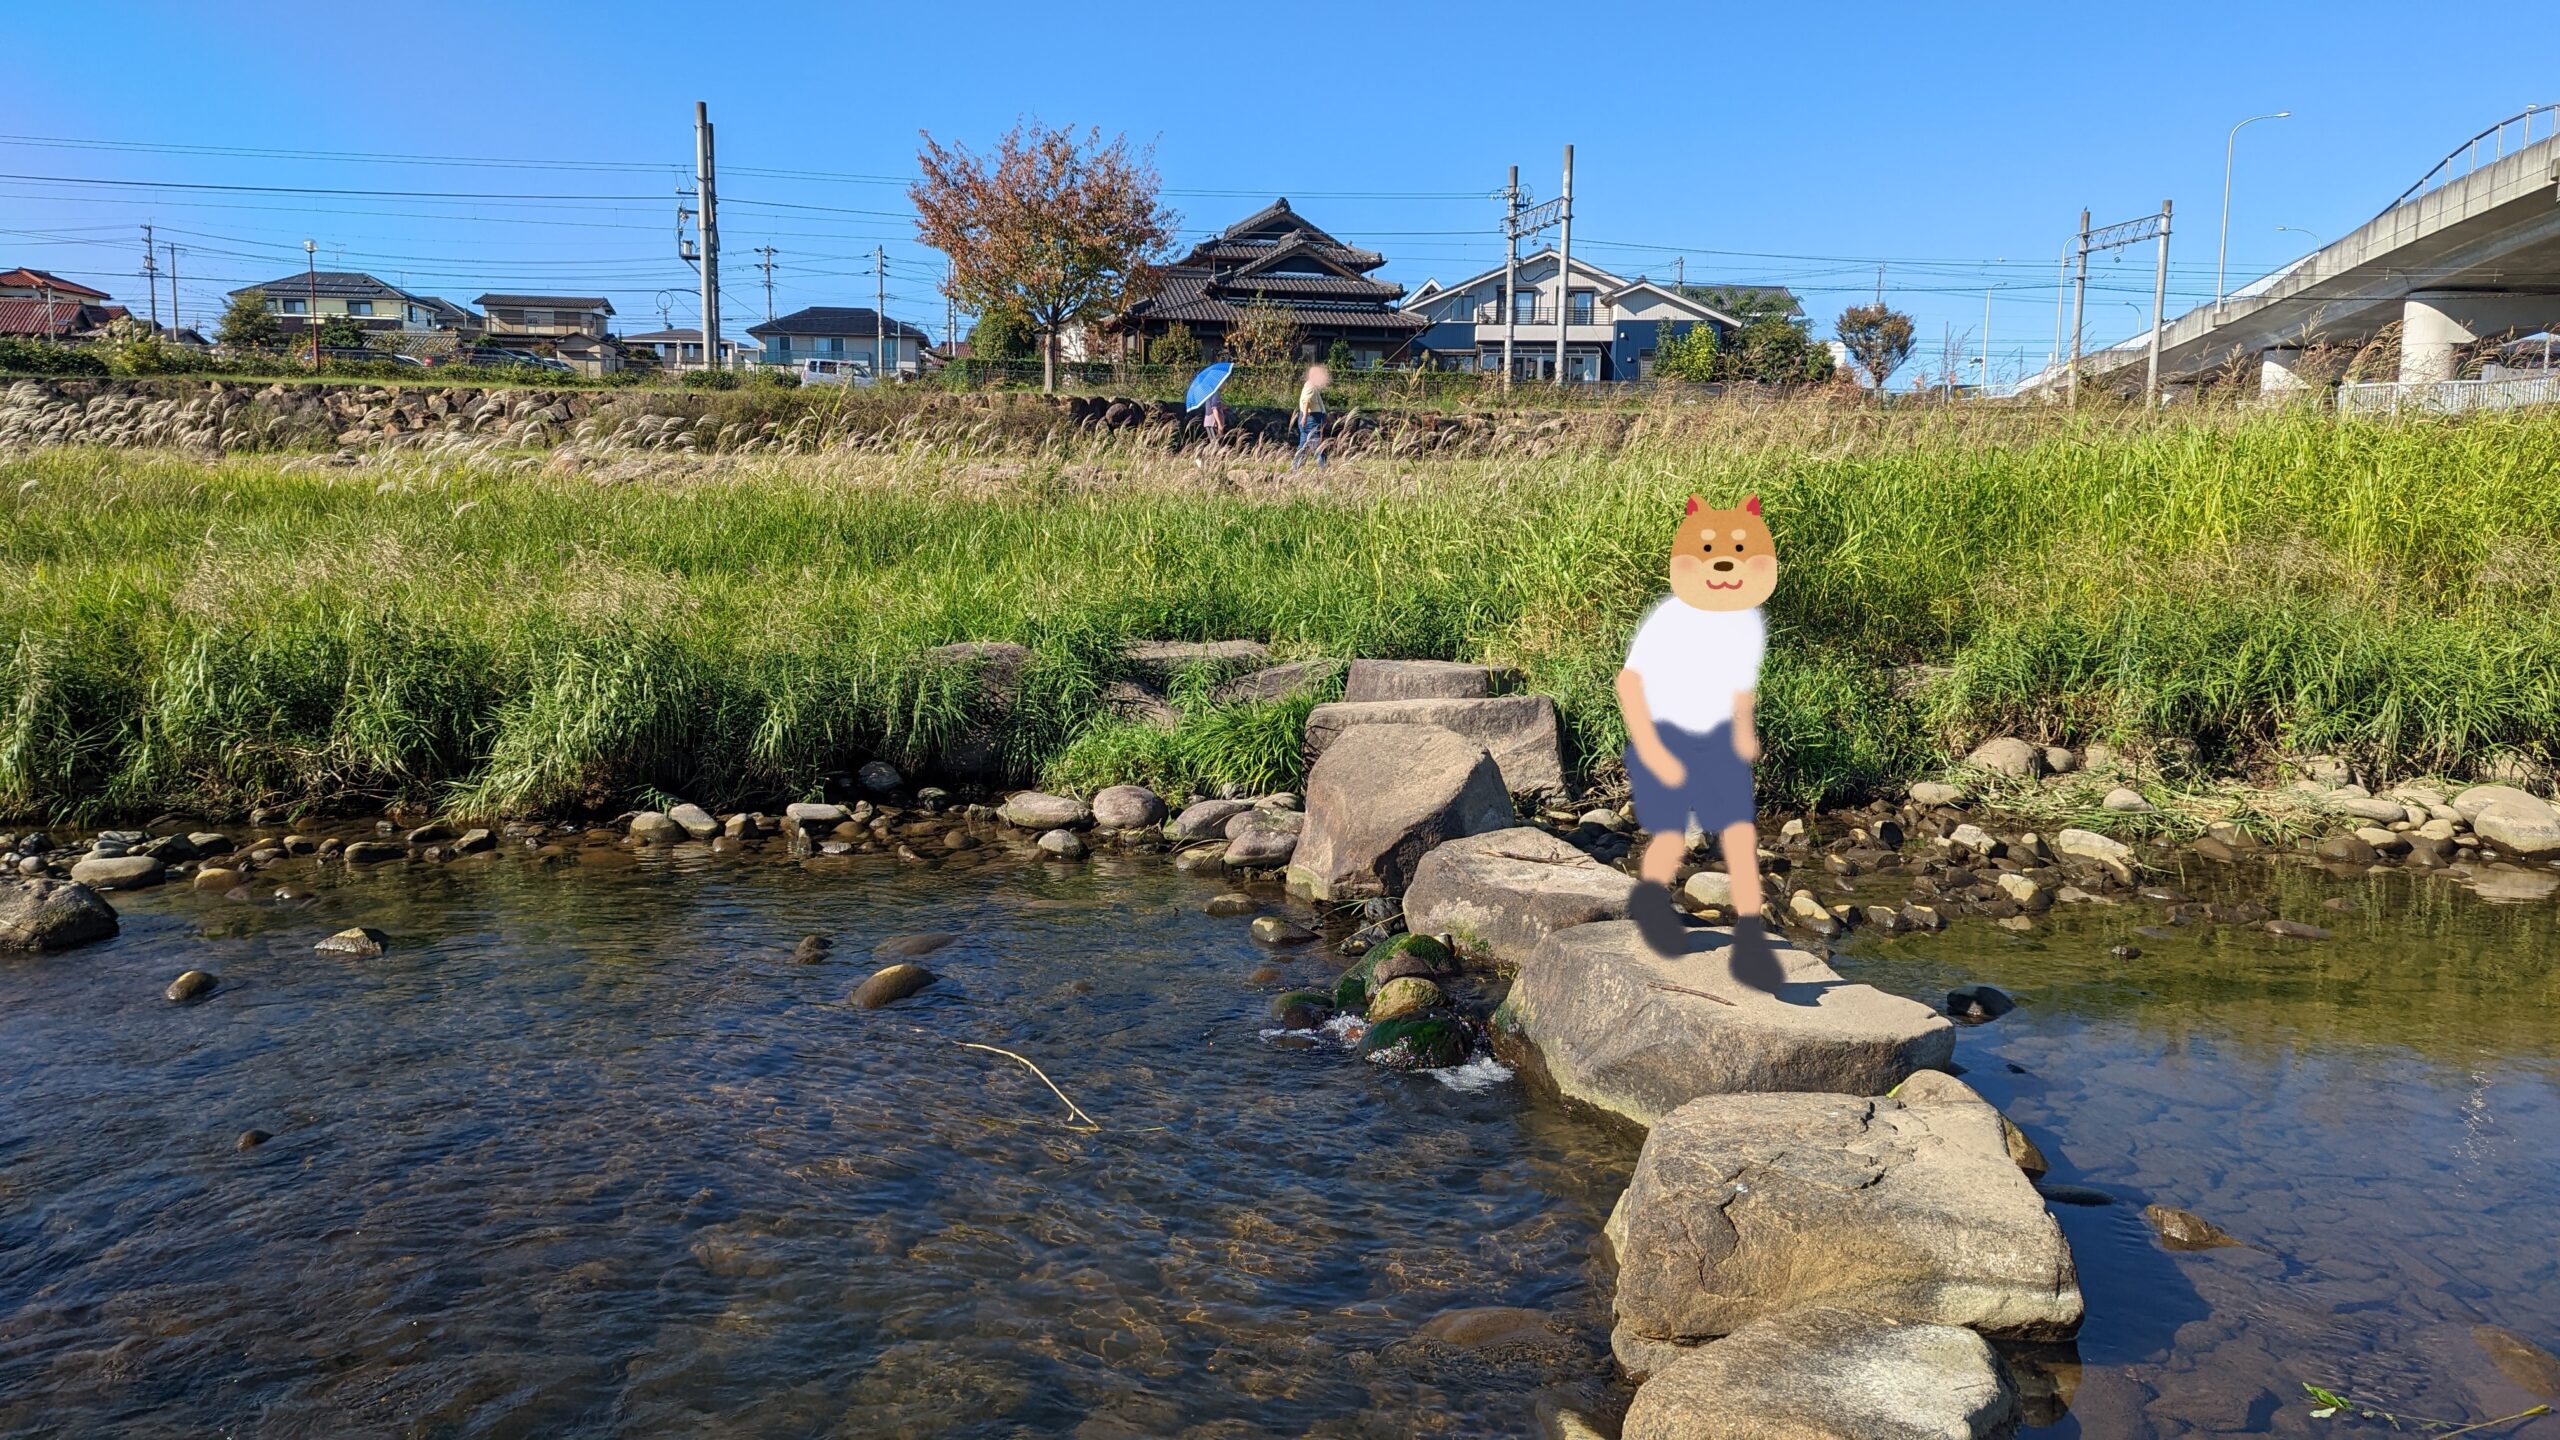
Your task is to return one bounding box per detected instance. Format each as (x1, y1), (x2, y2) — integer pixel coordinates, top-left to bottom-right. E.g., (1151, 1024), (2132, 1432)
(304, 238), (318, 370)
(1673, 255), (1684, 288)
(165, 244), (180, 338)
(2146, 199), (2173, 405)
(2050, 245), (2067, 384)
(874, 246), (887, 379)
(141, 224), (159, 330)
(1981, 288), (1993, 399)
(1553, 143), (1574, 386)
(694, 102), (721, 373)
(2067, 209), (2090, 404)
(1501, 165), (1519, 388)
(753, 245), (777, 323)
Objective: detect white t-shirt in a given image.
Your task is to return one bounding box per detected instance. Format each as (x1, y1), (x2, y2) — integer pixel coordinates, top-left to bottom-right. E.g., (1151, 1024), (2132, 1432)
(1624, 596), (1764, 732)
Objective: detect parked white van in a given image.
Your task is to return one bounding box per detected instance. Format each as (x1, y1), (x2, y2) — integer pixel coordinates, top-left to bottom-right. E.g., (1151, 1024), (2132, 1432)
(796, 358), (875, 387)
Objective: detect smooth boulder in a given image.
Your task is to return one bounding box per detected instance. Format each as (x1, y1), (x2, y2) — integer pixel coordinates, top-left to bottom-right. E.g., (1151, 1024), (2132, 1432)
(667, 802), (721, 840)
(1403, 827), (1637, 964)
(1287, 724), (1514, 901)
(1166, 798), (1251, 841)
(1303, 695), (1567, 799)
(1607, 1077), (2082, 1379)
(68, 854), (164, 890)
(851, 963), (937, 1009)
(2471, 795), (2560, 857)
(1501, 921), (1954, 1130)
(1964, 737), (2045, 778)
(1090, 784), (1167, 830)
(0, 879), (118, 951)
(1622, 1303), (2020, 1440)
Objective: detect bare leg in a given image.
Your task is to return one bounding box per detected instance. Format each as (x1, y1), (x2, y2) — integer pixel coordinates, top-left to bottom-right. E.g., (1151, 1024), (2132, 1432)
(1641, 830), (1684, 888)
(1719, 821), (1761, 916)
(1629, 829), (1687, 955)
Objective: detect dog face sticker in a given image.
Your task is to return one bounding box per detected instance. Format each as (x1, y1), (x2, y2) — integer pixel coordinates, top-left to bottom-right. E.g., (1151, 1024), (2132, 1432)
(1668, 494), (1777, 612)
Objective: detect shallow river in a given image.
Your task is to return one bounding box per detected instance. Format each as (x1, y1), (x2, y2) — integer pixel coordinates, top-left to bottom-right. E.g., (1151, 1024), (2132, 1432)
(3, 835), (2558, 1437)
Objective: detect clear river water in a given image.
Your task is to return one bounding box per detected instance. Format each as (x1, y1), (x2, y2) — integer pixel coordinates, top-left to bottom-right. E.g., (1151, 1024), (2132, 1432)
(3, 832), (2558, 1438)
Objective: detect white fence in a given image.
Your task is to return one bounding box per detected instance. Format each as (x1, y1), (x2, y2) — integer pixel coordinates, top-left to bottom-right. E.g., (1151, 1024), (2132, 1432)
(2336, 372), (2560, 415)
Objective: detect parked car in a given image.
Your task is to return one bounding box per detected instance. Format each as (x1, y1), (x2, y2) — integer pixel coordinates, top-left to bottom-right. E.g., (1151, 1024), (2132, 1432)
(796, 357), (874, 387)
(318, 347), (422, 367)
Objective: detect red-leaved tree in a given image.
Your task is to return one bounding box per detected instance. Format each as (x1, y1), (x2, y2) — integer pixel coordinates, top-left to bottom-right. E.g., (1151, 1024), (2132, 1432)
(912, 122), (1177, 392)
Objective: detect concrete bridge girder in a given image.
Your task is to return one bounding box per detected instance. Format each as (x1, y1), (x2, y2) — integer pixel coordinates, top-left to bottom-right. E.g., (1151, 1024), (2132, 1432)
(2399, 290), (2560, 382)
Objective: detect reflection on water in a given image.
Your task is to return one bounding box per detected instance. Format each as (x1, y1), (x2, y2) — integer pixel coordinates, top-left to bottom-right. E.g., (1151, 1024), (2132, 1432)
(1832, 853), (2560, 1438)
(6, 838), (2560, 1437)
(0, 844), (1635, 1438)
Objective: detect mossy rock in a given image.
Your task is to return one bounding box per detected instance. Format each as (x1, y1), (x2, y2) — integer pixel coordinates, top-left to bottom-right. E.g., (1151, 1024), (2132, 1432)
(1361, 1011), (1474, 1071)
(1367, 975), (1441, 1023)
(1333, 954), (1380, 1009)
(1371, 932), (1453, 971)
(1269, 989), (1335, 1030)
(1335, 933), (1452, 1008)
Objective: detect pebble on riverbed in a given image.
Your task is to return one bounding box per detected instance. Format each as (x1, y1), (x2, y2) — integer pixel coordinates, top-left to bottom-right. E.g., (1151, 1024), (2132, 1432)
(313, 926), (388, 957)
(791, 935), (832, 963)
(850, 963), (936, 1009)
(164, 969), (217, 1003)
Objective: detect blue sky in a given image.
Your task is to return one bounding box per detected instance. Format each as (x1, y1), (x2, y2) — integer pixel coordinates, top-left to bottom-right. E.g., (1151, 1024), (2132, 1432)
(10, 1), (2555, 386)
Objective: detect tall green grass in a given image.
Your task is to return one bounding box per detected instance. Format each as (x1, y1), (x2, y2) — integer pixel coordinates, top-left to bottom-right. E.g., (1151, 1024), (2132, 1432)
(2, 402), (2555, 820)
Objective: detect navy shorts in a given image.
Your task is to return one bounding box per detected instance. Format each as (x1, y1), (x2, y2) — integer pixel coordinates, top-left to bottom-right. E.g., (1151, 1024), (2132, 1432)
(1625, 722), (1755, 835)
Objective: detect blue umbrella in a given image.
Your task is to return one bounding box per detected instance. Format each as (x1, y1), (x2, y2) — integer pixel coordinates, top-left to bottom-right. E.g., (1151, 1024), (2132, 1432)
(1183, 362), (1235, 411)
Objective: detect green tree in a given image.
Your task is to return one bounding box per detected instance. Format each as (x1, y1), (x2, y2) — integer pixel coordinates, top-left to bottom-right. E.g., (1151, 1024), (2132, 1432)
(96, 316), (176, 376)
(1146, 322), (1201, 367)
(1654, 323), (1720, 381)
(316, 315), (368, 350)
(1225, 298), (1301, 367)
(1325, 337), (1356, 373)
(1725, 314), (1836, 384)
(217, 288), (281, 352)
(1836, 302), (1916, 389)
(969, 299), (1033, 363)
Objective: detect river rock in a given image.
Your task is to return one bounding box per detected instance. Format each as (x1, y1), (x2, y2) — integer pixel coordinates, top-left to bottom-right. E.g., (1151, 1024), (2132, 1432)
(165, 969), (217, 1002)
(237, 1129), (272, 1150)
(1502, 921), (1955, 1129)
(1167, 798), (1251, 840)
(1001, 792), (1092, 830)
(1946, 983), (2015, 1020)
(1682, 870), (1734, 909)
(1342, 658), (1508, 702)
(2471, 795), (2560, 857)
(1090, 784), (1166, 830)
(2143, 1203), (2241, 1251)
(1222, 818), (1299, 869)
(1607, 1078), (2081, 1378)
(784, 802), (848, 832)
(667, 803), (720, 840)
(314, 926), (388, 956)
(2316, 833), (2378, 865)
(1622, 1302), (2020, 1439)
(1270, 989), (1333, 1029)
(1249, 915), (1314, 945)
(2053, 827), (2135, 883)
(1288, 724), (1514, 901)
(341, 840), (404, 864)
(628, 812), (684, 844)
(2450, 784), (2543, 823)
(1361, 1012), (1473, 1070)
(2101, 786), (2152, 813)
(454, 827), (495, 854)
(871, 932), (953, 959)
(1403, 827), (1638, 964)
(1965, 736), (2045, 778)
(1172, 845), (1227, 874)
(1205, 892), (1256, 918)
(851, 962), (937, 1008)
(1036, 828), (1088, 859)
(1909, 781), (1967, 807)
(192, 867), (244, 893)
(857, 760), (904, 793)
(68, 854), (165, 890)
(0, 879), (118, 951)
(1303, 695), (1567, 799)
(1368, 975), (1440, 1021)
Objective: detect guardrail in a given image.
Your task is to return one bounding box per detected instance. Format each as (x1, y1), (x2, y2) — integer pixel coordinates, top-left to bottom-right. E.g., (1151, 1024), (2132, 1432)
(2336, 372), (2560, 415)
(2378, 103), (2560, 217)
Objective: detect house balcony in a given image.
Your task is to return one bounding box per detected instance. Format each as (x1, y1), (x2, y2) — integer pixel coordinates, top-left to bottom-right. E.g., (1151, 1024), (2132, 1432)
(1469, 303), (1614, 328)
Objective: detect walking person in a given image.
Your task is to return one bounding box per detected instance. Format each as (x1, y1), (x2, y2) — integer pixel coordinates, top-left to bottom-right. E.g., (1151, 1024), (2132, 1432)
(1197, 389), (1229, 465)
(1288, 363), (1331, 471)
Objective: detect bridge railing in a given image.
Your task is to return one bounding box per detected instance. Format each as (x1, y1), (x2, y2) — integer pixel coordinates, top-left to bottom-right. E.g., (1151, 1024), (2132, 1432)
(2337, 372), (2560, 416)
(2379, 103), (2560, 217)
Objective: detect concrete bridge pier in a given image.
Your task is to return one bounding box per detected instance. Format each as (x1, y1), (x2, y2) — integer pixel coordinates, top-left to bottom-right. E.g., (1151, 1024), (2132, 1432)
(2399, 290), (2560, 382)
(2259, 347), (2315, 399)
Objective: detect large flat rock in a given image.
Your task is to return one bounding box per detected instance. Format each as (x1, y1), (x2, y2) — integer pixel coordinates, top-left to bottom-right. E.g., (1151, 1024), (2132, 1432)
(1623, 1303), (2020, 1440)
(1607, 1078), (2082, 1379)
(1304, 695), (1567, 799)
(1342, 658), (1512, 702)
(0, 879), (119, 952)
(1502, 920), (1954, 1129)
(1403, 827), (1636, 965)
(1287, 724), (1514, 901)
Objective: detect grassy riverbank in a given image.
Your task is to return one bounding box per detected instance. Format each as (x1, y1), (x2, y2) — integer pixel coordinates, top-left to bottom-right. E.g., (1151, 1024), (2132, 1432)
(3, 403), (2556, 820)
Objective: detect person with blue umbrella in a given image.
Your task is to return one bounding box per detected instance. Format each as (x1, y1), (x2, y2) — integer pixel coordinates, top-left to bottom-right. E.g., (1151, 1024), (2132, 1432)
(1185, 362), (1233, 459)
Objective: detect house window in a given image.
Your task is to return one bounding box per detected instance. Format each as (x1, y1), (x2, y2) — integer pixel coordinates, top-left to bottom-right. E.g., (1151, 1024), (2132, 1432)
(281, 298), (307, 314)
(1512, 288), (1538, 325)
(348, 300), (373, 317)
(1569, 290), (1596, 325)
(819, 337), (843, 356)
(524, 310), (551, 329)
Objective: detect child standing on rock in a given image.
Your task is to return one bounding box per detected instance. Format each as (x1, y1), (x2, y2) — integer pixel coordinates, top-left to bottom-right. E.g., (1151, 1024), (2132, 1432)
(1614, 493), (1784, 990)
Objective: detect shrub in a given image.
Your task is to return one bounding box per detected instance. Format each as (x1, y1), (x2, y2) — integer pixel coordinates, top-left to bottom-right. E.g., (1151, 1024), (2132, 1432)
(1656, 324), (1719, 382)
(0, 337), (108, 376)
(681, 368), (743, 390)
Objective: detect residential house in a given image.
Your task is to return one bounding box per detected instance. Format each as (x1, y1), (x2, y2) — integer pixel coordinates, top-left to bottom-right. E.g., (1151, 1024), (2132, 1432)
(0, 267), (125, 340)
(474, 294), (620, 375)
(228, 271), (461, 343)
(1400, 250), (1742, 381)
(747, 306), (930, 377)
(623, 327), (759, 372)
(1116, 198), (1425, 366)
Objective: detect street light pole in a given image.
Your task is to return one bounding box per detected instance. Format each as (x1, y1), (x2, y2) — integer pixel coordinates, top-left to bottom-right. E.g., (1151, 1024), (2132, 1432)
(303, 238), (318, 371)
(2217, 110), (2290, 316)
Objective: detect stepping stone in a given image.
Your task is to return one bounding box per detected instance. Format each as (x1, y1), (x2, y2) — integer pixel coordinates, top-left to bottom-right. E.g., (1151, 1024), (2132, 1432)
(1304, 696), (1567, 799)
(1287, 724), (1513, 901)
(1623, 1302), (2019, 1439)
(1341, 658), (1511, 702)
(1403, 827), (1636, 964)
(1499, 920), (1953, 1130)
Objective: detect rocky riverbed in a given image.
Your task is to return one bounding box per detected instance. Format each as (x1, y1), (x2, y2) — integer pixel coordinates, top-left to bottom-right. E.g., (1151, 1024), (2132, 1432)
(10, 657), (2560, 1436)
